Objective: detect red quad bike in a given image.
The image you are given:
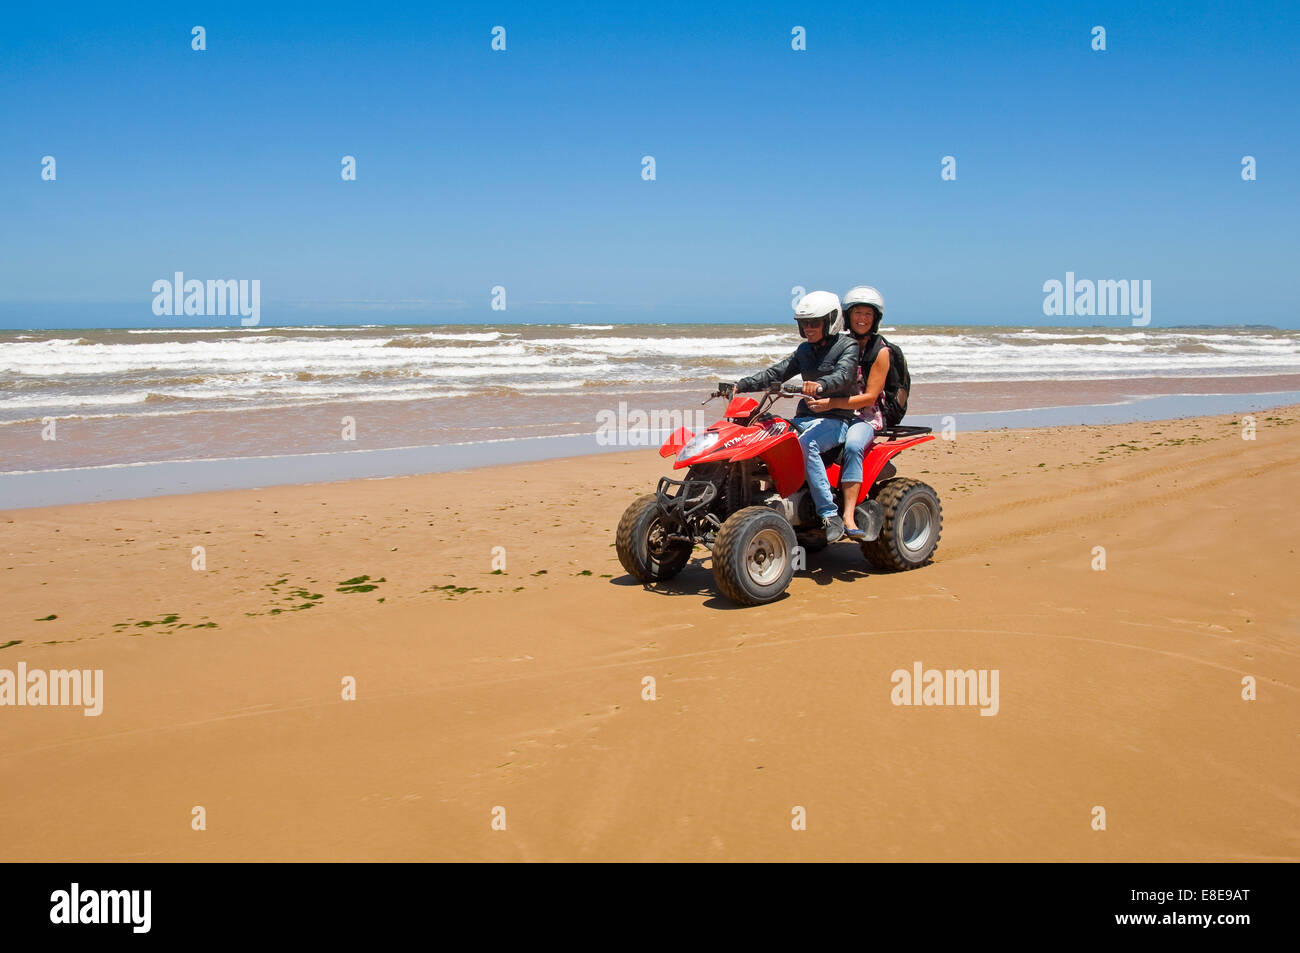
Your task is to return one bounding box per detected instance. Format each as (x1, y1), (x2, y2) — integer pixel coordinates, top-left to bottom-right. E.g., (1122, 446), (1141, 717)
(616, 383), (942, 606)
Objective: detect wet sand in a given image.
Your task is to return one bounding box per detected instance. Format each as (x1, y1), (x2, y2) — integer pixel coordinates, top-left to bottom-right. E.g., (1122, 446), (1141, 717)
(5, 386), (1300, 511)
(5, 372), (1300, 473)
(1, 406), (1297, 860)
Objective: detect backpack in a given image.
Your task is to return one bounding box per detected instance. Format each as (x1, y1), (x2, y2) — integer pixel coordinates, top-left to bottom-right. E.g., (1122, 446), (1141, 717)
(865, 334), (911, 427)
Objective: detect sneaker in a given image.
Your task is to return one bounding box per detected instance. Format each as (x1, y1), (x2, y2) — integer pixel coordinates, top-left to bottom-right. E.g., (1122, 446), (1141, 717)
(822, 515), (845, 544)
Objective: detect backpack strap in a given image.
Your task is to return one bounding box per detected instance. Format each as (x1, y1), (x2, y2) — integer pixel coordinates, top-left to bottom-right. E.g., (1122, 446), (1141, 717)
(863, 334), (889, 371)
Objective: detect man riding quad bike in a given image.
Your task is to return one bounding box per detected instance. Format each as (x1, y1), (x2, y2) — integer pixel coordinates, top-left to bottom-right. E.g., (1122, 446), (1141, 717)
(615, 293), (942, 606)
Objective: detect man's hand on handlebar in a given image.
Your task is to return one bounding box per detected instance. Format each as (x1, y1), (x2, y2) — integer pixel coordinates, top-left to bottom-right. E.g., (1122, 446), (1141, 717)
(715, 381), (736, 399)
(741, 381), (820, 398)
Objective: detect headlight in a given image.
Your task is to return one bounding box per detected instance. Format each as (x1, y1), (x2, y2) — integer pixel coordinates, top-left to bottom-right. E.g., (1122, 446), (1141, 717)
(676, 432), (719, 462)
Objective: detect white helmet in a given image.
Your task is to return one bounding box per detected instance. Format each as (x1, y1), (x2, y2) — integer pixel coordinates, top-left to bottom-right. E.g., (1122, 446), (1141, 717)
(842, 285), (884, 338)
(793, 290), (843, 338)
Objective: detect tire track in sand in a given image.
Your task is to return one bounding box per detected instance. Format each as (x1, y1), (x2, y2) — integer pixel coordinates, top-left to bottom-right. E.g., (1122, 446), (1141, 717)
(944, 453), (1300, 559)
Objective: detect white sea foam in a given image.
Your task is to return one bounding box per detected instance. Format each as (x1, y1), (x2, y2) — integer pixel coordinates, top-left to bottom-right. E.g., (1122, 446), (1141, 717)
(2, 326), (1296, 421)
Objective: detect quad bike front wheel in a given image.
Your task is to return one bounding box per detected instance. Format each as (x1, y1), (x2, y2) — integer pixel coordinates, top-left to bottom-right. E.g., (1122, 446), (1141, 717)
(861, 478), (942, 571)
(713, 506), (798, 606)
(616, 494), (694, 582)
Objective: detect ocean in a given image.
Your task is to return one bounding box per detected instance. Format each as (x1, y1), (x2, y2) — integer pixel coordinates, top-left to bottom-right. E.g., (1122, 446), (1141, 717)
(2, 323), (1298, 480)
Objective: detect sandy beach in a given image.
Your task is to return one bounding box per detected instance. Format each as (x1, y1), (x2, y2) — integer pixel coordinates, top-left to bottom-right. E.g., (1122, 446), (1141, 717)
(2, 406), (1297, 861)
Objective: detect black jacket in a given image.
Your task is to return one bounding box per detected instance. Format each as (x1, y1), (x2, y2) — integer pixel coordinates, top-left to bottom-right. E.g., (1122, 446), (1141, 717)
(736, 333), (858, 421)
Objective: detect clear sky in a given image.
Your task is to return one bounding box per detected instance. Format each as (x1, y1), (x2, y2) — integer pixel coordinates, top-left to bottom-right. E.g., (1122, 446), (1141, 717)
(2, 1), (1297, 328)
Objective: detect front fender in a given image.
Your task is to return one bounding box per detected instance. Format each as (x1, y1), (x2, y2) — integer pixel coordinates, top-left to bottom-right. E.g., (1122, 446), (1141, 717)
(659, 427), (694, 458)
(756, 431), (806, 498)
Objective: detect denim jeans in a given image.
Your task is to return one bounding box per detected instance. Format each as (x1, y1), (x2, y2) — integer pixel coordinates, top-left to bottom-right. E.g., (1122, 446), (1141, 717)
(841, 420), (879, 485)
(793, 416), (848, 520)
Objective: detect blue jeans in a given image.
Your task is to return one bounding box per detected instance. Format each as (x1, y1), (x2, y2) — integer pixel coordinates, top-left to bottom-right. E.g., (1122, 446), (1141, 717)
(793, 416), (848, 520)
(841, 420), (878, 485)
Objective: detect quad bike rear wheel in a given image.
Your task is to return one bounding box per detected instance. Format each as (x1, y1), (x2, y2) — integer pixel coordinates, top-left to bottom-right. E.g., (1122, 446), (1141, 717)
(616, 494), (694, 582)
(860, 478), (942, 571)
(713, 506), (798, 606)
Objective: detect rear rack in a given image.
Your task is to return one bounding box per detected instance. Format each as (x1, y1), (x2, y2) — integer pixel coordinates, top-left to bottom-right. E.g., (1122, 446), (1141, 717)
(876, 425), (932, 440)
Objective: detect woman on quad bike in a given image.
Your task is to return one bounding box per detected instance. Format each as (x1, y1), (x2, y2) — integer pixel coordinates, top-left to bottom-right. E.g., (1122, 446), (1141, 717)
(718, 290), (858, 543)
(806, 285), (889, 541)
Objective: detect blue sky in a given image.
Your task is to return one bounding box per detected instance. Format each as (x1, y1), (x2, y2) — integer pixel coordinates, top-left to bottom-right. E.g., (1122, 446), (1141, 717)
(1, 1), (1297, 328)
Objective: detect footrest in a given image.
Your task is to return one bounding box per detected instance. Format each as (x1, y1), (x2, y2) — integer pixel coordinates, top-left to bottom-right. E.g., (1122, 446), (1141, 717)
(853, 499), (885, 542)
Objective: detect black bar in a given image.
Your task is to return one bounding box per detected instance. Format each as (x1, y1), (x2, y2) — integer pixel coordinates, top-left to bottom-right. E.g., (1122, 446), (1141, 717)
(3, 862), (1288, 940)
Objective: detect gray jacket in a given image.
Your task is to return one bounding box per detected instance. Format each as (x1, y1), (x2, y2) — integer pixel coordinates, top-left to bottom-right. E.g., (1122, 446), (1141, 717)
(736, 333), (859, 421)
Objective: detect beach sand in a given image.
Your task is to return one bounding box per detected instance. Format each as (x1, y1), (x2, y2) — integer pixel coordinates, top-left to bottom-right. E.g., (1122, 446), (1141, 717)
(2, 407), (1297, 860)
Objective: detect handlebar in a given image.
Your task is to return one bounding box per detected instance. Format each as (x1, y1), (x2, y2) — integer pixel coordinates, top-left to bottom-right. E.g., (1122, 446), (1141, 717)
(707, 381), (812, 402)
